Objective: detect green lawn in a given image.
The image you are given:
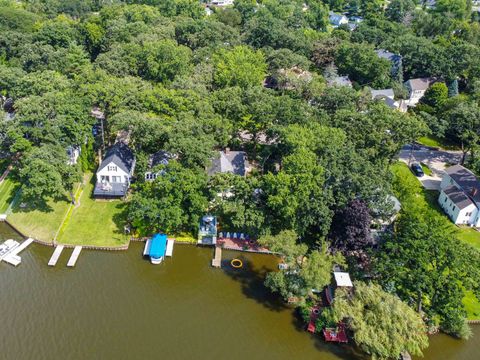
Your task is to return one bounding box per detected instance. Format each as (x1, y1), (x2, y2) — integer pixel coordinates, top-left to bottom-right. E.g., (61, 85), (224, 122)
(463, 291), (480, 321)
(420, 162), (432, 176)
(0, 176), (19, 213)
(56, 176), (129, 247)
(457, 228), (480, 251)
(417, 135), (460, 150)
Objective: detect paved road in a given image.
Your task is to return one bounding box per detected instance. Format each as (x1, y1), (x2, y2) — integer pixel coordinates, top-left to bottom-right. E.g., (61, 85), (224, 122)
(398, 145), (463, 190)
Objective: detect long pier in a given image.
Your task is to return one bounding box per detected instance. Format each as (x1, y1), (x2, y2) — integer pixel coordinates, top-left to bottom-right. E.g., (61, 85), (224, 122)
(67, 246), (82, 267)
(48, 245), (64, 266)
(212, 245), (222, 268)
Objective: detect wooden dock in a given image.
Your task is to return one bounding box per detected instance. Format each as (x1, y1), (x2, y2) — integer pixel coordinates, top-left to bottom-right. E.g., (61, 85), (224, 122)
(67, 246), (82, 267)
(0, 238), (34, 266)
(48, 245), (64, 266)
(212, 245), (222, 268)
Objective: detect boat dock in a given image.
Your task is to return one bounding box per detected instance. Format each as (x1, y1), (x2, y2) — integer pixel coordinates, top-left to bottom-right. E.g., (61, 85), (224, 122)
(67, 246), (82, 267)
(48, 245), (64, 266)
(212, 245), (222, 268)
(0, 238), (34, 266)
(165, 239), (174, 257)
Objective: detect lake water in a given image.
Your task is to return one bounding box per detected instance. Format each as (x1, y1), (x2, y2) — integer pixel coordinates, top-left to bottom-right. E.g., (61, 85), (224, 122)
(0, 223), (477, 360)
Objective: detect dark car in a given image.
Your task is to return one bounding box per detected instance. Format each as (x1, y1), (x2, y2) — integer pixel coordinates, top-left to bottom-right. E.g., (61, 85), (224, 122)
(411, 163), (424, 177)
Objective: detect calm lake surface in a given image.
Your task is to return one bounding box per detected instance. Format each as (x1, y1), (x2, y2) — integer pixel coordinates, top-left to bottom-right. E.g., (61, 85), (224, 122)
(0, 223), (478, 360)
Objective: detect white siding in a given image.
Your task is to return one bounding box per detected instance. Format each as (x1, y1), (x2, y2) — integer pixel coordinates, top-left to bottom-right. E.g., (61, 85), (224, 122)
(438, 190), (478, 225)
(96, 162), (129, 184)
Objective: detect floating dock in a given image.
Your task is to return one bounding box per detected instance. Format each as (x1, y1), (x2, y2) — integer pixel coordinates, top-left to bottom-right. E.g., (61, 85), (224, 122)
(67, 246), (82, 267)
(48, 245), (64, 266)
(165, 239), (174, 257)
(0, 238), (34, 266)
(212, 245), (222, 268)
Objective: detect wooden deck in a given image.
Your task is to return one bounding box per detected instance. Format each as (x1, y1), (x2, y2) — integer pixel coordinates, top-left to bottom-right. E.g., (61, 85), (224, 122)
(67, 246), (82, 267)
(212, 245), (222, 268)
(48, 245), (64, 266)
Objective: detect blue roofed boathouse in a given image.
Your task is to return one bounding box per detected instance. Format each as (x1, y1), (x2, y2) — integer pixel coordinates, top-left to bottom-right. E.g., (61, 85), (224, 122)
(149, 233), (167, 264)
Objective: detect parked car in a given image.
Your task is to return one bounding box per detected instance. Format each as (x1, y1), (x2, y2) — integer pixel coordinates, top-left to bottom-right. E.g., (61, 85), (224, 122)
(411, 163), (424, 177)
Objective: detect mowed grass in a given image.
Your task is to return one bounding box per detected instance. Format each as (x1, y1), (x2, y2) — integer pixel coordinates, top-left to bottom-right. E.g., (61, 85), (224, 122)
(0, 176), (19, 213)
(8, 195), (71, 244)
(463, 291), (480, 321)
(417, 135), (460, 150)
(57, 177), (129, 247)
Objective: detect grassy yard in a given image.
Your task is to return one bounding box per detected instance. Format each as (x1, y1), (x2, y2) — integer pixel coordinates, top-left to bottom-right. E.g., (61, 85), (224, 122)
(463, 291), (480, 321)
(56, 176), (129, 247)
(0, 176), (19, 213)
(417, 135), (460, 150)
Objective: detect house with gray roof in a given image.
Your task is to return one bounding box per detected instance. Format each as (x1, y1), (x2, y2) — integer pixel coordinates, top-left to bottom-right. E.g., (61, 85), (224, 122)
(207, 149), (249, 177)
(328, 12), (349, 27)
(145, 150), (175, 181)
(438, 165), (480, 226)
(326, 75), (352, 88)
(94, 142), (136, 197)
(404, 78), (435, 106)
(375, 49), (403, 81)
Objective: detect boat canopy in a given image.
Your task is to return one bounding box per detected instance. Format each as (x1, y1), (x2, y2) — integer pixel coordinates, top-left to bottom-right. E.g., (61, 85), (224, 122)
(149, 233), (167, 259)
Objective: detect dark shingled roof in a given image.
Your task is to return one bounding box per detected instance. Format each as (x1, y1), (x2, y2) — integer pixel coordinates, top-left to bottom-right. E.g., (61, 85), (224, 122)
(148, 150), (174, 169)
(98, 142), (135, 174)
(207, 150), (247, 177)
(443, 185), (475, 210)
(445, 165), (480, 203)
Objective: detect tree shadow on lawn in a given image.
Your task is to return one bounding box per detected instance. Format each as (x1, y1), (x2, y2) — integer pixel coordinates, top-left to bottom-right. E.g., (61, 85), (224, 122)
(10, 190), (69, 214)
(112, 202), (129, 236)
(222, 255), (289, 312)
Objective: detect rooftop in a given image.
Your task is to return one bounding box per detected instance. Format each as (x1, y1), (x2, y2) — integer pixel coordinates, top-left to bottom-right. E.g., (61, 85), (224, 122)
(334, 272), (353, 287)
(405, 78), (435, 91)
(443, 185), (475, 210)
(445, 165), (480, 203)
(371, 88), (394, 100)
(98, 142), (135, 174)
(207, 150), (248, 176)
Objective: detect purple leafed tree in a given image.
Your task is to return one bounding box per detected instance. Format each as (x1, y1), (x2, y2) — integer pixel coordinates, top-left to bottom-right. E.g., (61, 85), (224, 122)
(329, 199), (372, 252)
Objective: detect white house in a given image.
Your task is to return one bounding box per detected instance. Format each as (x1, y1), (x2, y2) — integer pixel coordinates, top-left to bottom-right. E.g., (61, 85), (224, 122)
(145, 150), (175, 181)
(404, 78), (435, 106)
(328, 12), (349, 27)
(438, 165), (480, 227)
(94, 142), (136, 198)
(370, 88), (408, 112)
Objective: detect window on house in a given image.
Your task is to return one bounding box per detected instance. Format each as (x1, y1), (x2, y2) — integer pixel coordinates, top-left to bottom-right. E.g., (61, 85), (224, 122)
(453, 206), (456, 211)
(444, 197), (447, 203)
(107, 165), (117, 172)
(111, 176), (121, 183)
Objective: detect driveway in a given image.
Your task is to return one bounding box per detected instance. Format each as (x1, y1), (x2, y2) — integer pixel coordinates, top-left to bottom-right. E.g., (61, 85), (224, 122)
(398, 145), (463, 190)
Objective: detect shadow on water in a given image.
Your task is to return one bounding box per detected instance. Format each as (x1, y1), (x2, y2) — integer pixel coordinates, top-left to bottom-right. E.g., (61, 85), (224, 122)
(221, 254), (288, 312)
(223, 252), (370, 360)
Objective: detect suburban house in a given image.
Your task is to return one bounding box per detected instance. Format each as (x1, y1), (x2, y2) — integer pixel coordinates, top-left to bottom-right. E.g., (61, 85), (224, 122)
(94, 142), (136, 198)
(145, 150), (175, 181)
(438, 165), (480, 227)
(404, 78), (435, 106)
(375, 49), (403, 80)
(370, 88), (407, 112)
(328, 12), (349, 27)
(207, 149), (249, 177)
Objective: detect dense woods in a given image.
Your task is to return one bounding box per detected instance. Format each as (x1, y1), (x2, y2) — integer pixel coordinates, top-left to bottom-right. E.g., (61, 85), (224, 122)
(1, 0), (480, 358)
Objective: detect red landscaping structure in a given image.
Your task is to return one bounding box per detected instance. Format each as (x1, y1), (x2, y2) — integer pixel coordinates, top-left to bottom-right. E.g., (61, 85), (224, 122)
(323, 323), (348, 343)
(307, 305), (321, 333)
(217, 235), (272, 254)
